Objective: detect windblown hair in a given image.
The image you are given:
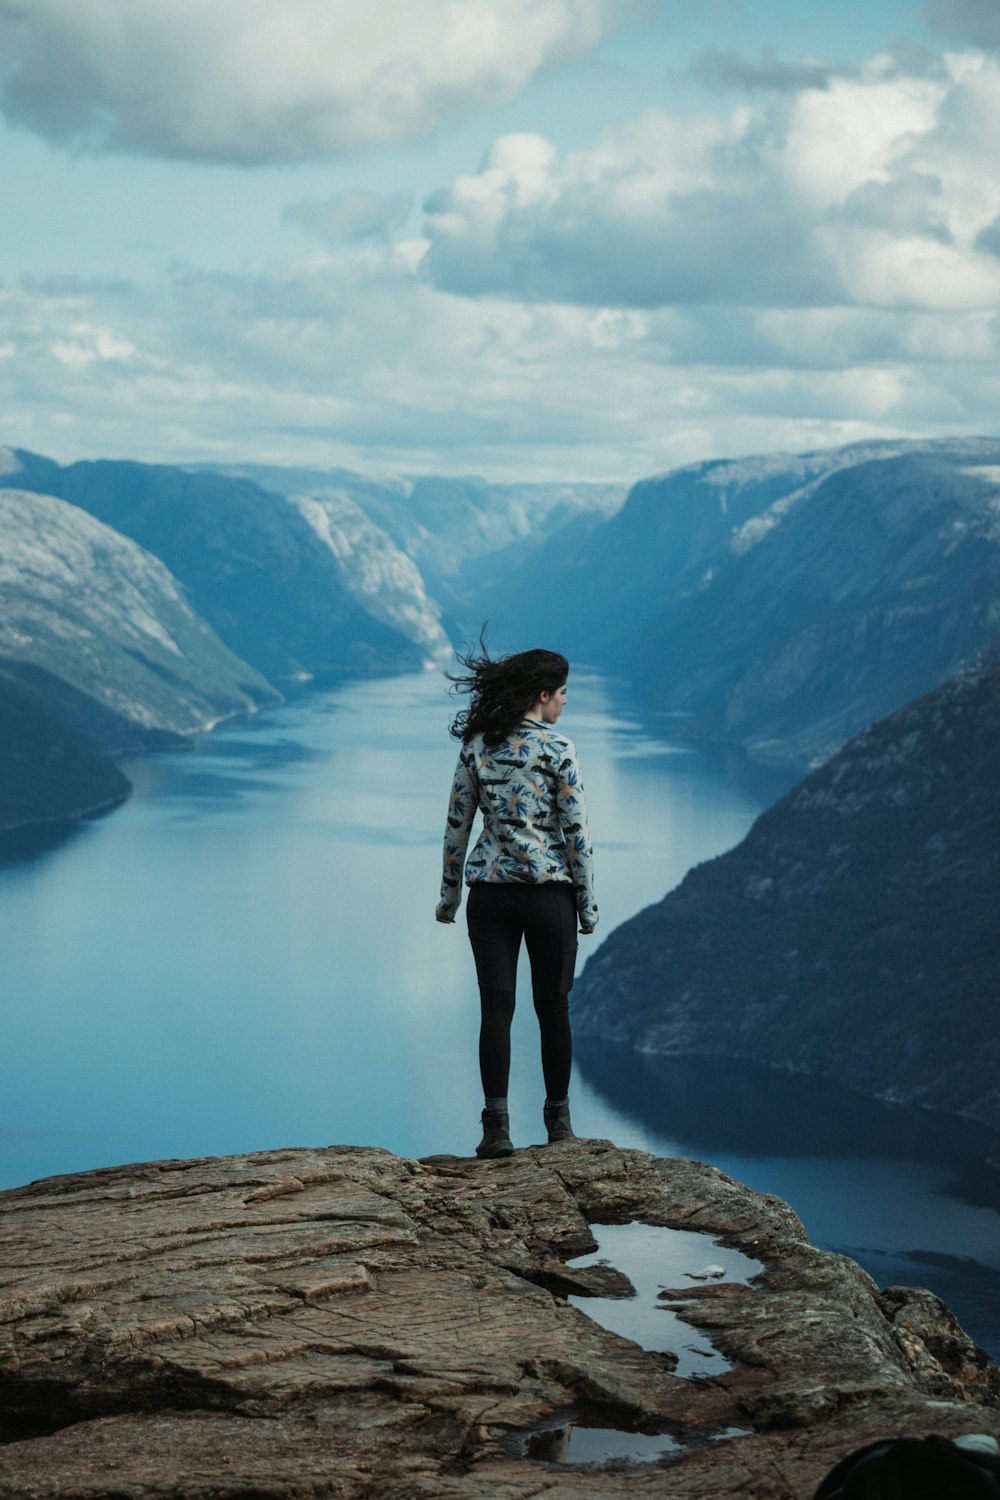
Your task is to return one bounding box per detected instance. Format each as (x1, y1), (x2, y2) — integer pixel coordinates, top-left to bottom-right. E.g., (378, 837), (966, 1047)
(447, 638), (569, 747)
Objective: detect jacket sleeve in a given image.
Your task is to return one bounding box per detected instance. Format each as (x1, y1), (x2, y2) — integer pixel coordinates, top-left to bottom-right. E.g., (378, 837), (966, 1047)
(555, 739), (598, 928)
(436, 747), (478, 921)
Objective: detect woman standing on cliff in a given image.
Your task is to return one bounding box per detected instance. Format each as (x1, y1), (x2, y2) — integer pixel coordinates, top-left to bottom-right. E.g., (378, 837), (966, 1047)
(436, 644), (598, 1159)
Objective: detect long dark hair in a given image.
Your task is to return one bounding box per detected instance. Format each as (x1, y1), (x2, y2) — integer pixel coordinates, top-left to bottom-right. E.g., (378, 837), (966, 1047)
(447, 635), (569, 747)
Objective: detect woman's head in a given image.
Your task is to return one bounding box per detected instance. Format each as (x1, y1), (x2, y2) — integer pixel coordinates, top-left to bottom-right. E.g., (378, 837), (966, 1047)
(448, 640), (569, 745)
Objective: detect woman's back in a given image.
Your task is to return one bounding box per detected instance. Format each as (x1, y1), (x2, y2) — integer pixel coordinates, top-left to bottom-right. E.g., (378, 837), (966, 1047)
(442, 718), (597, 927)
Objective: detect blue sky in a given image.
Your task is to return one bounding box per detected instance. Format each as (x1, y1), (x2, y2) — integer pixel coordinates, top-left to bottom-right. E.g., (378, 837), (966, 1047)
(1, 0), (998, 480)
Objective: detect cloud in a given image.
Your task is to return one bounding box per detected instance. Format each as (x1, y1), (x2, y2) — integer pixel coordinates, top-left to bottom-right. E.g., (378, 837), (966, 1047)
(285, 192), (411, 245)
(0, 0), (630, 163)
(924, 0), (1000, 50)
(4, 239), (1000, 485)
(690, 48), (834, 94)
(2, 45), (999, 482)
(422, 118), (833, 308)
(422, 54), (1000, 314)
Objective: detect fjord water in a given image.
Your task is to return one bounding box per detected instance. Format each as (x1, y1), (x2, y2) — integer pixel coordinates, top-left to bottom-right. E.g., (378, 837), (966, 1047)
(2, 670), (998, 1357)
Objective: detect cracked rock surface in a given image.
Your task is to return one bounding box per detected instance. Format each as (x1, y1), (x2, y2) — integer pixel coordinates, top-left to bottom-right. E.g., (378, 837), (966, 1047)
(1, 1139), (997, 1497)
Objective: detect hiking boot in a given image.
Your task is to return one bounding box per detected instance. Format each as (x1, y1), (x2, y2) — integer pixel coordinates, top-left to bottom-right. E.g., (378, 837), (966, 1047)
(476, 1108), (514, 1159)
(544, 1101), (575, 1143)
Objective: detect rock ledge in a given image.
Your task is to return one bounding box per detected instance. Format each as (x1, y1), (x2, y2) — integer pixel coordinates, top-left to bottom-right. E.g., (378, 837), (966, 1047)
(0, 1139), (997, 1497)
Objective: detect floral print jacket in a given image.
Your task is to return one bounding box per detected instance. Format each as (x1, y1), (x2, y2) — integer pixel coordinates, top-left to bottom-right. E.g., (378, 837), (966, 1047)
(437, 718), (598, 928)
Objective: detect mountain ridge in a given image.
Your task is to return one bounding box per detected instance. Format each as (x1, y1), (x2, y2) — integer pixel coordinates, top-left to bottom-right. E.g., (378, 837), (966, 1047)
(2, 449), (430, 685)
(477, 436), (1000, 767)
(572, 658), (1000, 1135)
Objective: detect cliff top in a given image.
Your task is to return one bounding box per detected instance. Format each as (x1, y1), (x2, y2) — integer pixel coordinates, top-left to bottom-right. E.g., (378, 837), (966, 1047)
(1, 1139), (997, 1498)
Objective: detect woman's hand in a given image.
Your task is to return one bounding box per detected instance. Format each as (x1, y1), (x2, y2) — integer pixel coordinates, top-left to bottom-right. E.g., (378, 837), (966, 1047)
(579, 924), (595, 935)
(436, 911), (455, 924)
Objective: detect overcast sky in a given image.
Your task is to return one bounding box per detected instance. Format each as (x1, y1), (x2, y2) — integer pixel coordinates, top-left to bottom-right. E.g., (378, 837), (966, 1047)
(2, 0), (999, 481)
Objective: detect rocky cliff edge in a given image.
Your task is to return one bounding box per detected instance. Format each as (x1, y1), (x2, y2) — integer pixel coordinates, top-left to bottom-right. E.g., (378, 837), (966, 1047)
(1, 1139), (997, 1498)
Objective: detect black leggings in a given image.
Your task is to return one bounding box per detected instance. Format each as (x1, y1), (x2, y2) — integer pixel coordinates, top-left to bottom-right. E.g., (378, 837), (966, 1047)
(466, 882), (578, 1101)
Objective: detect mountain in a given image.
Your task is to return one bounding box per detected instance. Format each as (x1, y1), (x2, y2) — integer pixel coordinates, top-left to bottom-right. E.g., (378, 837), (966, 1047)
(208, 461), (626, 627)
(358, 473), (625, 606)
(0, 671), (131, 833)
(478, 438), (1000, 766)
(0, 487), (277, 748)
(475, 443), (880, 651)
(286, 492), (449, 663)
(572, 660), (1000, 1134)
(3, 450), (431, 684)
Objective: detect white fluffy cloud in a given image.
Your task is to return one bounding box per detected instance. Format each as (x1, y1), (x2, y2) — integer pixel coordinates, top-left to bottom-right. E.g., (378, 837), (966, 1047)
(0, 0), (628, 162)
(4, 242), (1000, 482)
(423, 52), (1000, 314)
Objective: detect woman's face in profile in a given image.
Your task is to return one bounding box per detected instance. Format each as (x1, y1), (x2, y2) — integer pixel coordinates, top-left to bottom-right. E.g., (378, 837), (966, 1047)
(539, 683), (568, 724)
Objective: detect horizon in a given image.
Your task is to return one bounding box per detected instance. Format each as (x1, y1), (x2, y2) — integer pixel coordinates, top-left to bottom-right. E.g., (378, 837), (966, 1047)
(5, 429), (1000, 494)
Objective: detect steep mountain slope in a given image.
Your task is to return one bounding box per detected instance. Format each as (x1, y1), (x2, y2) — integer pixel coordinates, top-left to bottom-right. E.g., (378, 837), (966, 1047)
(3, 450), (429, 684)
(475, 443), (889, 651)
(286, 492), (449, 663)
(0, 671), (131, 833)
(641, 446), (1000, 765)
(482, 438), (1000, 765)
(573, 660), (1000, 1133)
(0, 487), (276, 746)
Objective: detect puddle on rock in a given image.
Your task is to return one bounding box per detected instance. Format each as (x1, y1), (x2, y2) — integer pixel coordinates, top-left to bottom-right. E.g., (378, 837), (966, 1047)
(567, 1221), (763, 1378)
(525, 1415), (682, 1466)
(510, 1221), (761, 1469)
(513, 1408), (751, 1471)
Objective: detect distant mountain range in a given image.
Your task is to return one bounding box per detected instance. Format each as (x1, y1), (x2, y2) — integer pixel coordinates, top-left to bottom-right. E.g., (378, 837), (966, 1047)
(478, 438), (1000, 768)
(572, 659), (1000, 1135)
(4, 451), (439, 685)
(0, 447), (621, 832)
(205, 462), (625, 637)
(3, 435), (999, 839)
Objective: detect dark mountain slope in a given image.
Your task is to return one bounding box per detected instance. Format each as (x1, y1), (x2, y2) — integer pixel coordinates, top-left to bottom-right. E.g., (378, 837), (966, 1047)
(573, 660), (1000, 1133)
(0, 670), (130, 833)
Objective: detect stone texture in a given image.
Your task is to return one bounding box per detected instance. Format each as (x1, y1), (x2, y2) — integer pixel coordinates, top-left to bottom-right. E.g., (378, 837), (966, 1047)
(0, 1139), (997, 1498)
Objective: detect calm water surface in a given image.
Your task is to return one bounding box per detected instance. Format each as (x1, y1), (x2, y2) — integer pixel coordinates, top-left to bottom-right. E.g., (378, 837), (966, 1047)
(2, 670), (998, 1356)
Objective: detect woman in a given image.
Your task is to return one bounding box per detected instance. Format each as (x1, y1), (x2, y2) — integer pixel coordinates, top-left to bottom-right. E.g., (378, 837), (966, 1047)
(436, 644), (598, 1159)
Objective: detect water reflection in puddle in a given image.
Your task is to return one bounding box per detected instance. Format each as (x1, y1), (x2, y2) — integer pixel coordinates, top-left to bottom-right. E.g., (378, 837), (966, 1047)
(568, 1221), (763, 1377)
(518, 1410), (751, 1470)
(515, 1221), (761, 1469)
(525, 1417), (681, 1466)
